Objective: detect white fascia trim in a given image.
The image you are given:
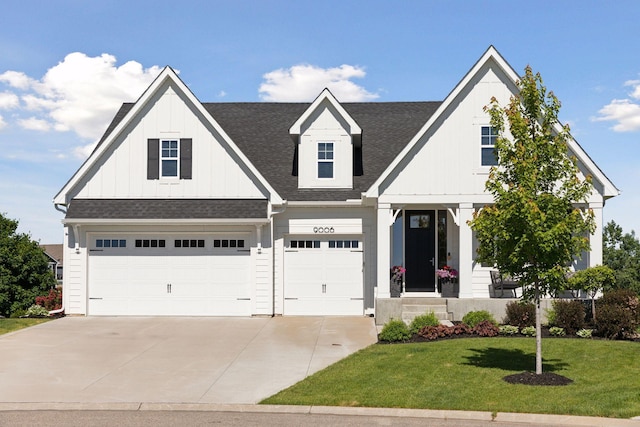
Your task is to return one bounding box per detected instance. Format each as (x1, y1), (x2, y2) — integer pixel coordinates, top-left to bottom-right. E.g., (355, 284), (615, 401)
(62, 218), (270, 226)
(54, 67), (283, 206)
(289, 88), (362, 138)
(364, 46), (521, 199)
(286, 200), (364, 207)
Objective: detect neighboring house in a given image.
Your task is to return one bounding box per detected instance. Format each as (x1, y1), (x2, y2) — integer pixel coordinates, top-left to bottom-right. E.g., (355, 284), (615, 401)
(41, 244), (63, 284)
(53, 46), (618, 317)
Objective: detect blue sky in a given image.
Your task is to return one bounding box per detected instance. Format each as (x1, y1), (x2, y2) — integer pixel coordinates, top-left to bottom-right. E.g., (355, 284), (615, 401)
(1, 1), (639, 243)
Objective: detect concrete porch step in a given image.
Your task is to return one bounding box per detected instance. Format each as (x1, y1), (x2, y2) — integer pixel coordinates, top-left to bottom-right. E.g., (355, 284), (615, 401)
(401, 303), (452, 323)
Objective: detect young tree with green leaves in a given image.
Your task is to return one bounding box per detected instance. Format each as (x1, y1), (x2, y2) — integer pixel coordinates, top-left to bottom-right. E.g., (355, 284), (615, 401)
(0, 213), (56, 317)
(469, 66), (595, 375)
(568, 265), (615, 323)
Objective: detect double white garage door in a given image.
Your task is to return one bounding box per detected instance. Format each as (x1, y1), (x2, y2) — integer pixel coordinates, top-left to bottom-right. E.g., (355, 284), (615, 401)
(88, 235), (251, 316)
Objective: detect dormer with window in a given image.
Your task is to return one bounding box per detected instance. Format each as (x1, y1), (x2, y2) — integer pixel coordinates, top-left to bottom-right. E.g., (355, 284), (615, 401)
(290, 89), (361, 189)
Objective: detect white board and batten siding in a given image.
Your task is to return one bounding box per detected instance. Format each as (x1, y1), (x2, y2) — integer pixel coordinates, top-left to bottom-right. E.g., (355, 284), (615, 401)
(70, 83), (266, 201)
(380, 61), (514, 201)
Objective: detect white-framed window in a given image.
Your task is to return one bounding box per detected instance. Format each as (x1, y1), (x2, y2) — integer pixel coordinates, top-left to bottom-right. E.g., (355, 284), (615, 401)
(481, 126), (498, 166)
(161, 139), (179, 177)
(317, 142), (334, 178)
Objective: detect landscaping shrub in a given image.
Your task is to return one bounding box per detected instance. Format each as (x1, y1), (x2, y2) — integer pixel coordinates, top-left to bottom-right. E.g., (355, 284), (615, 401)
(462, 310), (497, 328)
(418, 324), (451, 340)
(551, 299), (585, 335)
(378, 319), (411, 342)
(499, 325), (519, 335)
(408, 311), (440, 334)
(450, 323), (471, 335)
(472, 320), (499, 337)
(594, 289), (640, 340)
(549, 327), (566, 337)
(24, 304), (50, 317)
(521, 326), (536, 337)
(503, 301), (535, 328)
(35, 288), (62, 311)
(576, 329), (593, 338)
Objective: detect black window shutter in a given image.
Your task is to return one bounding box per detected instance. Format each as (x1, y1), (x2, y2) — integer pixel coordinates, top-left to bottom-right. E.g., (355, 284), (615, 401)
(147, 139), (159, 180)
(180, 138), (192, 179)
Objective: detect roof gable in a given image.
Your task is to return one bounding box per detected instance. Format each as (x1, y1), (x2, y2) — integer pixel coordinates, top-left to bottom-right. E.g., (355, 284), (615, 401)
(289, 88), (362, 146)
(54, 67), (283, 205)
(364, 46), (619, 200)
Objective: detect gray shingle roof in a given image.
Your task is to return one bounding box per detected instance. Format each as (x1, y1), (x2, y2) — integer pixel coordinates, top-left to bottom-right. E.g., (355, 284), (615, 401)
(204, 102), (441, 201)
(81, 100), (442, 220)
(66, 199), (268, 219)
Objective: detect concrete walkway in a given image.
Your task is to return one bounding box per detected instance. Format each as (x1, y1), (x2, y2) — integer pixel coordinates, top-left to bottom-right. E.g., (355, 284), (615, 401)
(0, 316), (377, 404)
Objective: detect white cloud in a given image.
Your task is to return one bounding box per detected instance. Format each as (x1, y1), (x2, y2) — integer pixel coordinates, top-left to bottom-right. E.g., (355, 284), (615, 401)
(0, 70), (35, 90)
(594, 79), (640, 132)
(18, 117), (51, 132)
(0, 91), (19, 109)
(0, 52), (163, 157)
(259, 64), (378, 102)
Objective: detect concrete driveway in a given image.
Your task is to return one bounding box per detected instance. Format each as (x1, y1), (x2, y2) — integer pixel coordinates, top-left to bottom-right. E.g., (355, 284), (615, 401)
(0, 316), (377, 404)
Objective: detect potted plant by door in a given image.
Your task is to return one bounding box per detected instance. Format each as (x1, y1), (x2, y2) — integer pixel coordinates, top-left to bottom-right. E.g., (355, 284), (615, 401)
(437, 266), (458, 297)
(390, 266), (406, 297)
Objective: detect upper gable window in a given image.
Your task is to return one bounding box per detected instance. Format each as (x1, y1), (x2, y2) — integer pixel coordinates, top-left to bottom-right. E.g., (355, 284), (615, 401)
(317, 142), (334, 179)
(147, 138), (192, 180)
(161, 140), (179, 177)
(481, 126), (499, 166)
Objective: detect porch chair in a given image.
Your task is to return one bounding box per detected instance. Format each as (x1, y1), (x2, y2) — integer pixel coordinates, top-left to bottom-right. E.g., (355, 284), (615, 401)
(490, 270), (521, 298)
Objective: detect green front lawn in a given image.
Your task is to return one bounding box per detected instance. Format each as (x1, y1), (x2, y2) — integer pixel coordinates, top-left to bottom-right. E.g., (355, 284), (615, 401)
(262, 338), (640, 418)
(0, 318), (51, 335)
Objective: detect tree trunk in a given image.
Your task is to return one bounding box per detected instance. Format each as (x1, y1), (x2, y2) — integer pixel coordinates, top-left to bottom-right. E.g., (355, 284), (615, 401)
(535, 285), (542, 375)
(591, 297), (597, 324)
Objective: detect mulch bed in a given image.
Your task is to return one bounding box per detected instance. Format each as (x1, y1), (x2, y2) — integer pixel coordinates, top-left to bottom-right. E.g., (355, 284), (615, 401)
(503, 371), (573, 386)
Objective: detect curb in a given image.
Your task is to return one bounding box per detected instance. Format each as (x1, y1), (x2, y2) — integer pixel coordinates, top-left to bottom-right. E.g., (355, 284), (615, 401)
(0, 403), (638, 426)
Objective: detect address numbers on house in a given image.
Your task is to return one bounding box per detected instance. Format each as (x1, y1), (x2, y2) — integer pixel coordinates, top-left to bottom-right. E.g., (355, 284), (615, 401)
(313, 226), (335, 233)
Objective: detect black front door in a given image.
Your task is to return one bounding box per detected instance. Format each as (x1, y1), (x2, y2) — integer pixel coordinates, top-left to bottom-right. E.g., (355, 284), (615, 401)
(404, 210), (436, 292)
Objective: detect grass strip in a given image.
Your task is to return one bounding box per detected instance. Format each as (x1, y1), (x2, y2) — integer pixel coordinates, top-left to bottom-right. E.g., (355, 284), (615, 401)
(262, 338), (640, 418)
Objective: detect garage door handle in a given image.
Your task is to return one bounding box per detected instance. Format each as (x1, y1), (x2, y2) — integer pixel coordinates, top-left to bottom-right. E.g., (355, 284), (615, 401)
(350, 298), (364, 300)
(284, 298), (298, 300)
(236, 298), (250, 301)
(89, 297), (103, 300)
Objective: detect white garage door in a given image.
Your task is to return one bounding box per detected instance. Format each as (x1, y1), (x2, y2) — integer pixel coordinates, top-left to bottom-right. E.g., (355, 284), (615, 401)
(88, 235), (251, 316)
(284, 236), (363, 315)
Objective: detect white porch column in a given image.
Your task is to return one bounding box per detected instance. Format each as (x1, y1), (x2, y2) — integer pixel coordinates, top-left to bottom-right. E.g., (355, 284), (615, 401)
(458, 203), (474, 298)
(589, 201), (604, 267)
(376, 203), (392, 298)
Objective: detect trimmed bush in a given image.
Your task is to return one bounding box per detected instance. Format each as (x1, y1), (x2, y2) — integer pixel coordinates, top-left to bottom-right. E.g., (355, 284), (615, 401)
(24, 304), (50, 317)
(409, 311), (440, 334)
(521, 326), (536, 337)
(35, 288), (62, 311)
(472, 320), (499, 337)
(549, 326), (566, 337)
(577, 328), (593, 338)
(378, 319), (411, 342)
(552, 299), (585, 335)
(462, 310), (497, 328)
(499, 325), (519, 335)
(503, 301), (535, 328)
(595, 289), (640, 339)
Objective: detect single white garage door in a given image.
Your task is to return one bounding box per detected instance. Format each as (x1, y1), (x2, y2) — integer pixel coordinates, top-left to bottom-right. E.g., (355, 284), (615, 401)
(284, 236), (363, 315)
(88, 235), (251, 316)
